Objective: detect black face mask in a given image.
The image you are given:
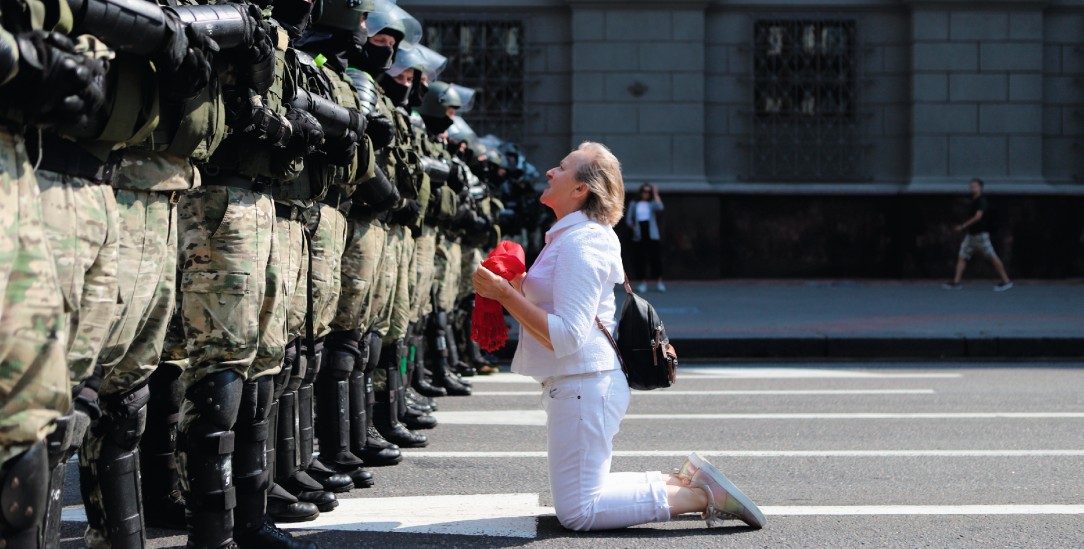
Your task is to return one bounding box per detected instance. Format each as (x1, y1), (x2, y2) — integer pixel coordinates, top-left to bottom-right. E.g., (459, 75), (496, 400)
(381, 77), (410, 107)
(350, 38), (396, 76)
(422, 114), (454, 135)
(408, 82), (427, 109)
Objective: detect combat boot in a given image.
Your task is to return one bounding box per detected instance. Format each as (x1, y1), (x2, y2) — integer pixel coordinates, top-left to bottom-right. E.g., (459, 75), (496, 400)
(430, 311), (471, 396)
(141, 364), (186, 530)
(180, 371), (243, 549)
(79, 386), (152, 548)
(373, 343), (428, 448)
(234, 517), (317, 549)
(300, 340), (355, 492)
(315, 331), (369, 485)
(411, 325), (445, 397)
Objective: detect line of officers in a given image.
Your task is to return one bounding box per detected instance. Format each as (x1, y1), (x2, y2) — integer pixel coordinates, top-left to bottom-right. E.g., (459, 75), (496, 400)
(0, 0), (541, 547)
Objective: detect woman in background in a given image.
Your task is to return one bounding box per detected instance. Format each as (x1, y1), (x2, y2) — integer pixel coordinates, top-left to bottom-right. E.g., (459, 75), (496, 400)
(627, 184), (665, 293)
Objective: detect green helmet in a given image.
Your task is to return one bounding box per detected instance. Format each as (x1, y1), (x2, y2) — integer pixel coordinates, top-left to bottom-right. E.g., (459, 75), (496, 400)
(313, 0), (376, 32)
(417, 81), (463, 118)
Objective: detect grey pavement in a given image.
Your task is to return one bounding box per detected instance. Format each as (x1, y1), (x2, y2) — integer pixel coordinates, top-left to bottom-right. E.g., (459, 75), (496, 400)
(583, 280), (1084, 359)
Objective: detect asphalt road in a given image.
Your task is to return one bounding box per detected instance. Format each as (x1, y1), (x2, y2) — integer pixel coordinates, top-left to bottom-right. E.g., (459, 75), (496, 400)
(58, 361), (1084, 548)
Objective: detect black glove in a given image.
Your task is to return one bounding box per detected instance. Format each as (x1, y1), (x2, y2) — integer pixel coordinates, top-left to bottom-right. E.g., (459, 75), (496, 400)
(224, 89), (292, 146)
(356, 165), (400, 211)
(322, 133), (358, 166)
(233, 3), (275, 94)
(390, 198), (421, 226)
(4, 31), (108, 127)
(284, 108), (324, 156)
(161, 18), (220, 100)
(364, 111), (394, 150)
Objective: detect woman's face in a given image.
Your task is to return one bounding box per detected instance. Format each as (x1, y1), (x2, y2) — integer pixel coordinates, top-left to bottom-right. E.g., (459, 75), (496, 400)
(639, 187), (652, 200)
(541, 150), (589, 217)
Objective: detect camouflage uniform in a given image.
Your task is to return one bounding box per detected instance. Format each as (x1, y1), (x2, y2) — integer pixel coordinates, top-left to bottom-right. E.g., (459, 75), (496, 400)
(79, 150), (195, 548)
(35, 170), (119, 389)
(0, 127), (70, 467)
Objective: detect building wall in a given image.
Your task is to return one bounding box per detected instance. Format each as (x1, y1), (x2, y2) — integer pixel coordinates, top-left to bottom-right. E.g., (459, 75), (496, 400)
(401, 0), (1084, 278)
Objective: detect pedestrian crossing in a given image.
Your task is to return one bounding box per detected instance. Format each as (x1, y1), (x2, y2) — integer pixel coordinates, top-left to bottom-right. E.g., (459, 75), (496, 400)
(60, 364), (1084, 545)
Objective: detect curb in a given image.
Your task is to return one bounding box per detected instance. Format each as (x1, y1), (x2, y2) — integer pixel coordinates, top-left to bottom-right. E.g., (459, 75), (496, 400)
(673, 336), (1084, 360)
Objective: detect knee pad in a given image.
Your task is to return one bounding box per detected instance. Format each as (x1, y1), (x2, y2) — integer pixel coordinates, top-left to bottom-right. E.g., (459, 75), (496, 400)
(364, 331), (383, 374)
(98, 385), (151, 451)
(301, 338), (324, 384)
(185, 371), (244, 434)
(0, 443), (48, 535)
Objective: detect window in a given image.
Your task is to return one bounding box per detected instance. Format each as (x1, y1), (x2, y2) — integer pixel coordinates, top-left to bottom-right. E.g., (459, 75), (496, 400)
(751, 19), (863, 181)
(424, 20), (526, 144)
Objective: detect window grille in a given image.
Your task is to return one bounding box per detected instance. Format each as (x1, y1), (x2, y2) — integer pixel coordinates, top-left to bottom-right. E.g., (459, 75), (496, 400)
(423, 20), (526, 144)
(750, 19), (863, 181)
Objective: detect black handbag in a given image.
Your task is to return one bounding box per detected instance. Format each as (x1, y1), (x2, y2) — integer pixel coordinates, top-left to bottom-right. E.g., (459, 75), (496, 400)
(596, 277), (678, 390)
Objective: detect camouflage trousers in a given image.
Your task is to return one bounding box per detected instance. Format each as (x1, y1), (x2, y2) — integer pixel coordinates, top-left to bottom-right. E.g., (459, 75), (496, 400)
(307, 205), (347, 338)
(381, 223), (414, 344)
(176, 185), (285, 410)
(410, 224), (437, 323)
(82, 159), (186, 549)
(434, 233), (461, 314)
(277, 205), (309, 341)
(331, 215), (385, 334)
(36, 169), (119, 387)
(0, 127), (69, 464)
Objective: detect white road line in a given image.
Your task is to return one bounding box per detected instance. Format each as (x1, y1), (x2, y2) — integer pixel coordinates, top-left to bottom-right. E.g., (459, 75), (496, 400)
(473, 389), (938, 396)
(762, 505), (1084, 515)
(406, 450), (1084, 458)
(64, 494), (550, 539)
(431, 410), (1084, 426)
(467, 370), (962, 383)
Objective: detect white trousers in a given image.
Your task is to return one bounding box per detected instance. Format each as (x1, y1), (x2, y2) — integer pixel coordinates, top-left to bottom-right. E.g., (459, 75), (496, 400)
(542, 368), (671, 531)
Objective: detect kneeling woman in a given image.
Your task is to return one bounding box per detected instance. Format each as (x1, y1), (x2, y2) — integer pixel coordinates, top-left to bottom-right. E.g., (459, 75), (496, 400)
(472, 142), (765, 531)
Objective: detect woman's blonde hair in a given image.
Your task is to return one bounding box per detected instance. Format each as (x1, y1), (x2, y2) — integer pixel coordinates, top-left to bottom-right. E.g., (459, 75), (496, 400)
(574, 141), (625, 226)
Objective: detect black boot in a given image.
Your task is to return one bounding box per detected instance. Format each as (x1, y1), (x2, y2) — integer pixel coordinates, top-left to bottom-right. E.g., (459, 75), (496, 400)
(234, 377), (318, 534)
(181, 371), (243, 549)
(274, 346), (336, 514)
(44, 406), (91, 548)
(79, 386), (152, 548)
(301, 339), (355, 493)
(431, 311), (471, 396)
(141, 364), (187, 530)
(315, 331), (369, 485)
(344, 337), (375, 486)
(373, 343), (428, 448)
(355, 334), (402, 466)
(412, 322), (446, 397)
(234, 516), (317, 549)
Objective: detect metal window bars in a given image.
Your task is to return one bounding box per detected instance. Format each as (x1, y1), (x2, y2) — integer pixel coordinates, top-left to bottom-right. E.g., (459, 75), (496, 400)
(748, 18), (867, 182)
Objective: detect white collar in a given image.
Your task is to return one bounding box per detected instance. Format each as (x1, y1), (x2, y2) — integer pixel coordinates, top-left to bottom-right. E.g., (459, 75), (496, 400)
(544, 210), (591, 244)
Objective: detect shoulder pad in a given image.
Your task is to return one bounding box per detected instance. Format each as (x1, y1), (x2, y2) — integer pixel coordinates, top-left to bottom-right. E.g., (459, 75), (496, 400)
(294, 49), (318, 69)
(347, 69), (380, 116)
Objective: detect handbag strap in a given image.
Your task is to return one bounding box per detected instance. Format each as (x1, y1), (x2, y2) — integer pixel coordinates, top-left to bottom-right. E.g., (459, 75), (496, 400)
(595, 316), (628, 376)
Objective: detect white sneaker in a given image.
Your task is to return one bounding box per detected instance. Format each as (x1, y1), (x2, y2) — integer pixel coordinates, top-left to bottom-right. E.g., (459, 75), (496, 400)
(656, 282), (666, 293)
(636, 282), (648, 293)
(994, 281), (1014, 292)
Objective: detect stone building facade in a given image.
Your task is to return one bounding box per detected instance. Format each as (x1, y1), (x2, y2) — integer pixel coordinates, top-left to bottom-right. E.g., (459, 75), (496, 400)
(401, 0), (1084, 278)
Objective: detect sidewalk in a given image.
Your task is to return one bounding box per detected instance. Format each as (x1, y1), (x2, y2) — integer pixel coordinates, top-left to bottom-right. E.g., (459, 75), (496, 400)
(503, 280), (1084, 360)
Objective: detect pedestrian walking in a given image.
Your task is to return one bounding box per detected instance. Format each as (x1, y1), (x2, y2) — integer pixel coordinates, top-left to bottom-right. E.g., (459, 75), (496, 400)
(472, 142), (764, 532)
(943, 178), (1014, 291)
(626, 184), (666, 293)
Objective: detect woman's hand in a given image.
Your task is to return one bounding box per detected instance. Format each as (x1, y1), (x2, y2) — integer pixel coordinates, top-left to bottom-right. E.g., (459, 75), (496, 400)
(472, 265), (512, 301)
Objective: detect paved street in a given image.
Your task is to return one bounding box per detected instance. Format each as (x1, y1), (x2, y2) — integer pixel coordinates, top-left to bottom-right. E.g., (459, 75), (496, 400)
(59, 362), (1084, 548)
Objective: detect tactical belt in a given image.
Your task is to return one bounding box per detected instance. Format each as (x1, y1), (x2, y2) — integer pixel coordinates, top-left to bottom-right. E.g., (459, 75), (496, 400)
(201, 173), (272, 194)
(347, 203), (379, 222)
(274, 202), (303, 221)
(36, 134), (121, 184)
